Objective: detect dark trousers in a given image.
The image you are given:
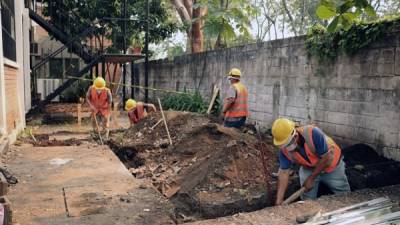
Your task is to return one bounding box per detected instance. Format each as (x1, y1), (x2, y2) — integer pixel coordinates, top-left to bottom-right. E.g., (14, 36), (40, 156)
(223, 117), (246, 128)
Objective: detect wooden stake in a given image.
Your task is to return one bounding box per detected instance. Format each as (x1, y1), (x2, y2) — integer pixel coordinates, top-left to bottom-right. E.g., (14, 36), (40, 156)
(77, 103), (82, 127)
(207, 86), (219, 114)
(157, 98), (172, 146)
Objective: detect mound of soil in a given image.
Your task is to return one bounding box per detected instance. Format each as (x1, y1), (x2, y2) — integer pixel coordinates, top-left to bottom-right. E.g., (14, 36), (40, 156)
(109, 111), (215, 150)
(108, 112), (298, 221)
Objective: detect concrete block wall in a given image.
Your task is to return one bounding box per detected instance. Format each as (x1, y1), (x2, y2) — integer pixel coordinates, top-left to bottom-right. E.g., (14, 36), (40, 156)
(135, 32), (400, 161)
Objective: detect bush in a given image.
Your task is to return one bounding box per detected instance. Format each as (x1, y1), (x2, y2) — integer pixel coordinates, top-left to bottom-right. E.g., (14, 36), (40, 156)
(161, 91), (209, 114)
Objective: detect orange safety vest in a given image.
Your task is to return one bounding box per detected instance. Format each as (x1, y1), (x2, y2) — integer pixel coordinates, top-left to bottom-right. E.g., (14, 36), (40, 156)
(281, 125), (341, 173)
(128, 102), (146, 124)
(224, 82), (249, 118)
(89, 86), (111, 117)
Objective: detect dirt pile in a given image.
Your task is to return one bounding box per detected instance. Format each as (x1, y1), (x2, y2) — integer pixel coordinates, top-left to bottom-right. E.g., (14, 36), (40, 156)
(109, 111), (294, 221)
(110, 111), (215, 150)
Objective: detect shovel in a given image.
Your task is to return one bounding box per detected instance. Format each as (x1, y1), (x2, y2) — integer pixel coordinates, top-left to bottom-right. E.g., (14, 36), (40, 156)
(93, 114), (104, 146)
(282, 187), (306, 205)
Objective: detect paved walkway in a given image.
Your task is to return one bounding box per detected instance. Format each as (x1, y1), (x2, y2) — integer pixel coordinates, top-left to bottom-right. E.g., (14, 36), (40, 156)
(5, 143), (174, 225)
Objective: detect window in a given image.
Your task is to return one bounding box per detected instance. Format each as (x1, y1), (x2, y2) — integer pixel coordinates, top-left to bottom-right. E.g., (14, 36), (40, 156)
(1, 0), (16, 61)
(49, 59), (63, 78)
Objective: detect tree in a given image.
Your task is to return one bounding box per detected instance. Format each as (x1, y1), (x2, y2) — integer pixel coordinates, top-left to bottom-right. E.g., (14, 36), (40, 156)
(316, 0), (377, 32)
(42, 0), (180, 52)
(195, 0), (256, 50)
(170, 0), (206, 53)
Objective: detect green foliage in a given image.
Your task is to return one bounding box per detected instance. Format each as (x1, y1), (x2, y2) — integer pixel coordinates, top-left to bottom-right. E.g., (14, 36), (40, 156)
(130, 31), (145, 48)
(161, 91), (208, 114)
(167, 44), (184, 59)
(306, 16), (400, 62)
(42, 0), (180, 51)
(194, 0), (256, 49)
(60, 79), (91, 103)
(316, 0), (377, 32)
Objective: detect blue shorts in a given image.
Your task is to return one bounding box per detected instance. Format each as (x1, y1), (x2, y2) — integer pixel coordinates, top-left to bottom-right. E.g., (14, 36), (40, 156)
(224, 117), (246, 128)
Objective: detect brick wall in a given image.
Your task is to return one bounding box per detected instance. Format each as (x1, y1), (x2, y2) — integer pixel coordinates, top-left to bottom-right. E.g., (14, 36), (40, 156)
(4, 65), (21, 133)
(133, 33), (400, 161)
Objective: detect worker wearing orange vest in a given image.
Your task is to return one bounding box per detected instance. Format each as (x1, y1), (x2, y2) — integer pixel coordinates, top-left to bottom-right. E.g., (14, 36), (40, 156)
(222, 68), (249, 128)
(125, 99), (156, 125)
(272, 118), (350, 205)
(86, 77), (112, 139)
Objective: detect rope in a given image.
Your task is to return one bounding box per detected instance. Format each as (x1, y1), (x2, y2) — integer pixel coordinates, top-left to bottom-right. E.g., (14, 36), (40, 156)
(66, 76), (195, 95)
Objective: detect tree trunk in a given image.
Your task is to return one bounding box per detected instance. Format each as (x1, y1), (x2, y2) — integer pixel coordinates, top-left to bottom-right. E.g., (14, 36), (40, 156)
(191, 0), (204, 53)
(171, 0), (204, 53)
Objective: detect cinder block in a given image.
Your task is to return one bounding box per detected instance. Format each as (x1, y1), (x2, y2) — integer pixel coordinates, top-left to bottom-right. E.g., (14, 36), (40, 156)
(327, 111), (349, 125)
(395, 48), (400, 75)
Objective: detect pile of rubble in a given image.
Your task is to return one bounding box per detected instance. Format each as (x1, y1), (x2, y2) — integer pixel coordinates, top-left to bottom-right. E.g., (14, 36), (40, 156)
(109, 111), (299, 221)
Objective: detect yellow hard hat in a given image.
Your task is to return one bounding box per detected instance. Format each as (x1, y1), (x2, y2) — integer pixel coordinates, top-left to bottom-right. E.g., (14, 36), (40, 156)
(228, 68), (241, 78)
(125, 99), (137, 111)
(271, 118), (295, 146)
(93, 77), (106, 89)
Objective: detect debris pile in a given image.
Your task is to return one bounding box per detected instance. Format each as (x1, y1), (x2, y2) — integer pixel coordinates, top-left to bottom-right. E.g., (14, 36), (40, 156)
(109, 111), (299, 220)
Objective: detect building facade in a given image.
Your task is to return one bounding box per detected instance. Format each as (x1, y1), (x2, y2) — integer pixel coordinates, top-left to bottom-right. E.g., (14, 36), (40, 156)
(0, 0), (31, 142)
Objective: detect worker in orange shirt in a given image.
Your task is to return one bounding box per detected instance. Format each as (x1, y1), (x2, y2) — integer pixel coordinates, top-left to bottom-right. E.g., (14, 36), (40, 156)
(86, 77), (112, 139)
(222, 68), (249, 128)
(125, 99), (156, 125)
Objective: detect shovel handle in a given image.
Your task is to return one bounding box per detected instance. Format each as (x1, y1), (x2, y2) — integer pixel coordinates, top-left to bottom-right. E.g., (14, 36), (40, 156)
(283, 187), (306, 205)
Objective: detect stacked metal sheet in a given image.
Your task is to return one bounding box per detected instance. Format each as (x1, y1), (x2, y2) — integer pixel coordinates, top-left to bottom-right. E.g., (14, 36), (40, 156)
(300, 197), (400, 225)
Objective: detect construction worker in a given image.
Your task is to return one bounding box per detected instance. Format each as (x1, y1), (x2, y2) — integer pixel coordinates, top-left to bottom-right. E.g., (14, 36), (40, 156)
(125, 99), (156, 125)
(86, 77), (112, 139)
(222, 68), (249, 128)
(272, 118), (350, 205)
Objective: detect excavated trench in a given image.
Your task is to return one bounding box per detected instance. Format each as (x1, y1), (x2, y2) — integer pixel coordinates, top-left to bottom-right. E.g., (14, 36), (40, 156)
(27, 112), (400, 222)
(109, 137), (400, 222)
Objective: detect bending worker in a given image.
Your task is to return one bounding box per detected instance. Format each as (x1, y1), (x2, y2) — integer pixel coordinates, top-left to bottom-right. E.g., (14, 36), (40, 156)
(222, 68), (249, 128)
(272, 118), (350, 205)
(86, 77), (112, 139)
(125, 99), (156, 125)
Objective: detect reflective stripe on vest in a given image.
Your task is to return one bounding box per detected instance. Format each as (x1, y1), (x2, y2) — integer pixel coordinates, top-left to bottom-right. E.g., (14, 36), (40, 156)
(90, 86), (110, 116)
(282, 125), (341, 173)
(225, 82), (249, 118)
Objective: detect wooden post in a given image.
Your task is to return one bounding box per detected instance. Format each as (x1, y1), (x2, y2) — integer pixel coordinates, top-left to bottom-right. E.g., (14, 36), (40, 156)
(157, 98), (172, 146)
(111, 97), (120, 128)
(77, 103), (82, 126)
(207, 86), (219, 114)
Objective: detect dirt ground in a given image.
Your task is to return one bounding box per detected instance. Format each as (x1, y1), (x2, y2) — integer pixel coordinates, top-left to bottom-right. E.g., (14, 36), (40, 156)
(109, 111), (299, 222)
(4, 123), (176, 225)
(4, 105), (400, 225)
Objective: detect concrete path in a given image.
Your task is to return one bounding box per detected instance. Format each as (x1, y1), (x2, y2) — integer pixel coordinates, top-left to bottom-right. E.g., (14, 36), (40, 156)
(5, 144), (175, 225)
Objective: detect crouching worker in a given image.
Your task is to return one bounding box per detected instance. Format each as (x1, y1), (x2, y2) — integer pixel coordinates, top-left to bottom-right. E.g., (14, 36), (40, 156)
(222, 68), (249, 128)
(86, 77), (112, 139)
(272, 118), (350, 205)
(125, 99), (156, 125)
